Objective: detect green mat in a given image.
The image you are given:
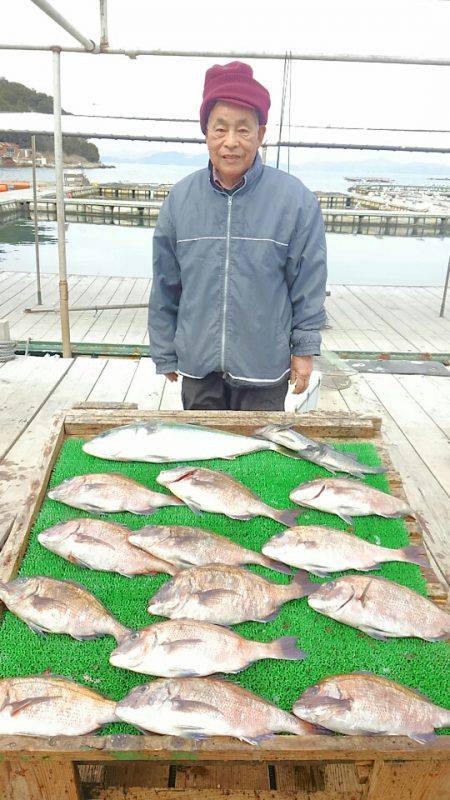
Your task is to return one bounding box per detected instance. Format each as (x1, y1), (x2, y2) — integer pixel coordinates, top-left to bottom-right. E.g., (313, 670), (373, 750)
(0, 438), (448, 736)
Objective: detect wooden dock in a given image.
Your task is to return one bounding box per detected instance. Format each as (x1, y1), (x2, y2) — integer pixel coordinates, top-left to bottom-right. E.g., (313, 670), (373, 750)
(1, 272), (448, 355)
(0, 353), (448, 592)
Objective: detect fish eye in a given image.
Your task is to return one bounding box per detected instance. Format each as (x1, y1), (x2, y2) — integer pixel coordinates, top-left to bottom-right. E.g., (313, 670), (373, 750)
(325, 581), (336, 591)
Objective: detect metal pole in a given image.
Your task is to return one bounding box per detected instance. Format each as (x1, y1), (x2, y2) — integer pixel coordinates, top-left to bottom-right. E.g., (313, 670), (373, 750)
(29, 0), (96, 51)
(52, 48), (72, 358)
(439, 256), (450, 318)
(1, 42), (450, 66)
(2, 127), (450, 153)
(100, 0), (109, 50)
(31, 135), (42, 305)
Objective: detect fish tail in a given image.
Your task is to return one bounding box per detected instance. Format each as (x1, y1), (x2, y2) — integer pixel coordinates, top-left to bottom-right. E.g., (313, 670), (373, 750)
(113, 624), (133, 644)
(400, 545), (429, 568)
(264, 636), (308, 661)
(253, 424), (284, 439)
(258, 554), (292, 575)
(288, 570), (318, 599)
(284, 714), (320, 736)
(364, 465), (387, 475)
(270, 508), (303, 527)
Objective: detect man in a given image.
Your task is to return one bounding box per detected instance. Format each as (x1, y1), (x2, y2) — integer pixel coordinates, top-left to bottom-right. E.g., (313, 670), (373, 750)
(149, 61), (327, 411)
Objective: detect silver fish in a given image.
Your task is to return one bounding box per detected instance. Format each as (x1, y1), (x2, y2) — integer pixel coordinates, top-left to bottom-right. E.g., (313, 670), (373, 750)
(110, 618), (307, 676)
(0, 674), (116, 737)
(0, 575), (130, 642)
(116, 677), (315, 741)
(255, 425), (387, 477)
(290, 477), (412, 525)
(157, 467), (301, 527)
(305, 574), (450, 641)
(262, 525), (427, 576)
(293, 673), (450, 743)
(147, 564), (315, 625)
(48, 472), (182, 515)
(82, 421), (298, 463)
(38, 518), (177, 576)
(129, 524), (291, 574)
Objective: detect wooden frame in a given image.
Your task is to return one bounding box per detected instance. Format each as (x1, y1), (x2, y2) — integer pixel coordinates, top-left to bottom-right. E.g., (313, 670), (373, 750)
(0, 407), (448, 800)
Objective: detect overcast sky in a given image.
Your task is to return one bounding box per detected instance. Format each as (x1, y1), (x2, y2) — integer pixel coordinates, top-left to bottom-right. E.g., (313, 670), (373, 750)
(1, 0), (449, 163)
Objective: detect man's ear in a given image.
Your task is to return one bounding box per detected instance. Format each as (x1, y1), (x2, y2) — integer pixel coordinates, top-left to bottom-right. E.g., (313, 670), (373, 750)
(258, 125), (266, 146)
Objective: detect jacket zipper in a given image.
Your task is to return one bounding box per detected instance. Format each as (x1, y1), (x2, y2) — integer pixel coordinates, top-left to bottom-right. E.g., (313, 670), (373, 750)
(221, 194), (233, 370)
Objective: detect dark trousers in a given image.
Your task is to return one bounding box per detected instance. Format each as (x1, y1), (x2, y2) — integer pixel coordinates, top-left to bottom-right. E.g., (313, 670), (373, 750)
(182, 372), (288, 411)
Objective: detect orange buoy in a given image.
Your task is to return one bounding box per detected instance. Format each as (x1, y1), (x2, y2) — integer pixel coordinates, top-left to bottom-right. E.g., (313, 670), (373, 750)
(10, 181), (30, 190)
(0, 184), (8, 192)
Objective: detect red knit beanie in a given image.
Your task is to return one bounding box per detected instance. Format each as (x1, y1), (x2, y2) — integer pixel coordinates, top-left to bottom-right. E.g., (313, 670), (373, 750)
(200, 61), (271, 134)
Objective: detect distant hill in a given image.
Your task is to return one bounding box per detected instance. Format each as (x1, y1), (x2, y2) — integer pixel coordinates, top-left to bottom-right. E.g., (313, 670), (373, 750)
(0, 77), (99, 163)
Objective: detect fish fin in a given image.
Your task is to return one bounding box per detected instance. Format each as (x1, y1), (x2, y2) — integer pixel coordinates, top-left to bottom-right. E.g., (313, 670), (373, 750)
(309, 567), (333, 577)
(411, 730), (437, 744)
(185, 502), (203, 516)
(160, 639), (203, 652)
(358, 580), (373, 607)
(360, 627), (388, 641)
(365, 465), (387, 475)
(8, 696), (56, 716)
(339, 514), (354, 526)
(196, 589), (238, 605)
(73, 633), (102, 642)
(128, 506), (159, 516)
(31, 596), (67, 612)
(74, 534), (116, 550)
(176, 728), (209, 739)
(290, 569), (318, 598)
(27, 623), (48, 637)
(259, 556), (292, 575)
(170, 697), (221, 716)
(255, 610), (280, 623)
(229, 514), (254, 521)
(267, 636), (308, 661)
(400, 545), (428, 568)
(241, 733), (274, 745)
(272, 508), (304, 527)
(301, 696), (353, 713)
(253, 424), (288, 438)
(424, 631), (450, 642)
(68, 555), (92, 569)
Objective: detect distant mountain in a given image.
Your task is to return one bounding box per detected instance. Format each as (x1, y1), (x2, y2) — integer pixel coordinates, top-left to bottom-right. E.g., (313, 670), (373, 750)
(141, 151), (208, 166)
(0, 77), (100, 163)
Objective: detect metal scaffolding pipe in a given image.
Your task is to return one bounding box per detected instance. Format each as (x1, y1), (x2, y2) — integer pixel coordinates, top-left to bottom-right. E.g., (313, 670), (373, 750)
(52, 49), (72, 358)
(0, 42), (449, 66)
(99, 0), (108, 51)
(29, 0), (96, 51)
(31, 135), (42, 306)
(1, 127), (448, 153)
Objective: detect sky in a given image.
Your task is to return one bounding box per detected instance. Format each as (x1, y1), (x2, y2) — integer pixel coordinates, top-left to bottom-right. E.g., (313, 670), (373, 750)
(1, 0), (449, 164)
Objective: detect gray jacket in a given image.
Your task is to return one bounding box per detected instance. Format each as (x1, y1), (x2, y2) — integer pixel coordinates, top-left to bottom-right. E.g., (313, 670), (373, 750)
(148, 153), (327, 387)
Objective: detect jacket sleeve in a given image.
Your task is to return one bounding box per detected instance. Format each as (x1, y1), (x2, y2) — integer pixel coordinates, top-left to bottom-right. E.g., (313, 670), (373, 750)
(285, 195), (327, 357)
(148, 196), (182, 374)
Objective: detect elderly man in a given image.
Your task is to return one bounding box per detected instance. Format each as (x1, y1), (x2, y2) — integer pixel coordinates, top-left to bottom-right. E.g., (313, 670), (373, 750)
(149, 61), (327, 411)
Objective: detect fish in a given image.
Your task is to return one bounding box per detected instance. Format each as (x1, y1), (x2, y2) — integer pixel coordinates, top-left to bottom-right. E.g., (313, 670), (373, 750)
(82, 421), (302, 463)
(147, 564), (316, 625)
(156, 467), (301, 527)
(0, 575), (130, 642)
(289, 477), (412, 525)
(0, 674), (117, 737)
(303, 573), (450, 641)
(110, 618), (307, 676)
(38, 518), (177, 577)
(115, 677), (315, 741)
(262, 525), (428, 576)
(255, 424), (387, 477)
(128, 524), (291, 574)
(292, 672), (450, 743)
(47, 472), (183, 515)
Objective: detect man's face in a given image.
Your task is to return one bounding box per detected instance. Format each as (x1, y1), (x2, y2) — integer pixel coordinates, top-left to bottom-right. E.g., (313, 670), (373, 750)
(206, 101), (266, 187)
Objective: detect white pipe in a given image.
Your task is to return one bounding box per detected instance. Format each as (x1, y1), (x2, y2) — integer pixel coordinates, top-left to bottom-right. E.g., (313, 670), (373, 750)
(99, 0), (108, 50)
(31, 135), (42, 306)
(0, 42), (449, 66)
(53, 49), (72, 358)
(29, 0), (96, 51)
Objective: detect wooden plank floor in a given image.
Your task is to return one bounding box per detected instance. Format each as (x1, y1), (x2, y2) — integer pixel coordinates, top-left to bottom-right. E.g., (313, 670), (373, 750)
(1, 272), (449, 353)
(0, 355), (448, 589)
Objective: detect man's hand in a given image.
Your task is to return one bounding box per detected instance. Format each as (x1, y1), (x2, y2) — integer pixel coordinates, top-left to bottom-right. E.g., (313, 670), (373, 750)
(165, 372), (179, 382)
(290, 355), (313, 395)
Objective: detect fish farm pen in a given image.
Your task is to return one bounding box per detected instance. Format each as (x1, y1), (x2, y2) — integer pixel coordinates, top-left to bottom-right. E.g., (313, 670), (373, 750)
(5, 185), (447, 237)
(0, 406), (448, 800)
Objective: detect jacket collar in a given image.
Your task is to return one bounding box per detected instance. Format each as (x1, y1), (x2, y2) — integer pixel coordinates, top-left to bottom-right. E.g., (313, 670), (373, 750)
(208, 152), (264, 196)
